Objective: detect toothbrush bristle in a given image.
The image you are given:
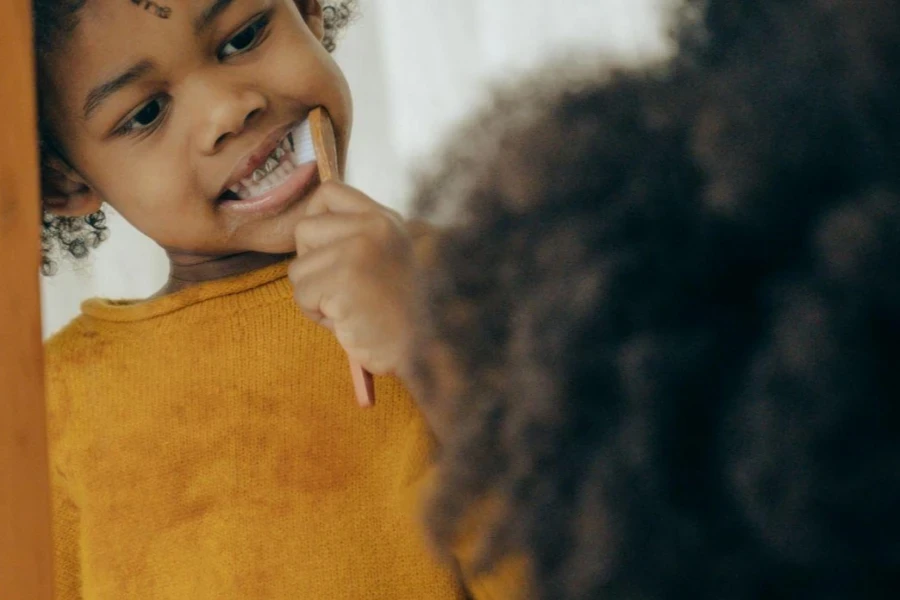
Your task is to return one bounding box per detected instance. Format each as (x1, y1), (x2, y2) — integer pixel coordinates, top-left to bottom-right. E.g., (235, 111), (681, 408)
(293, 120), (316, 163)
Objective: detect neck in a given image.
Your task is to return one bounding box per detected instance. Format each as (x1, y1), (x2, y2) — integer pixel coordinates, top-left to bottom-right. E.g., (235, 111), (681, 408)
(157, 251), (293, 296)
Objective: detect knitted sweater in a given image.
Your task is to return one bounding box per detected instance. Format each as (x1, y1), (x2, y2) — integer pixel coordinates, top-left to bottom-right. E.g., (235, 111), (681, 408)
(45, 262), (508, 599)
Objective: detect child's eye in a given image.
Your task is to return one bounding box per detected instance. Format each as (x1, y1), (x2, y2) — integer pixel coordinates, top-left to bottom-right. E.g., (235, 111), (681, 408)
(219, 13), (271, 59)
(118, 96), (169, 136)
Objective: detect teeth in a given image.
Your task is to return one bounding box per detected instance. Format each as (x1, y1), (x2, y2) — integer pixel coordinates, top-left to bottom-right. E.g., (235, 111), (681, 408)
(274, 163), (291, 181)
(230, 158), (300, 200)
(222, 124), (312, 202)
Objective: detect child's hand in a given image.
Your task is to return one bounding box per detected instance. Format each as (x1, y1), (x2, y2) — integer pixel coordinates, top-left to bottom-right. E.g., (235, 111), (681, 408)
(288, 182), (417, 376)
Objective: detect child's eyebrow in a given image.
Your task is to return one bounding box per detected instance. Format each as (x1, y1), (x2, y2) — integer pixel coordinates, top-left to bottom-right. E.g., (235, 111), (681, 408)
(81, 0), (238, 122)
(83, 60), (154, 121)
(194, 0), (237, 34)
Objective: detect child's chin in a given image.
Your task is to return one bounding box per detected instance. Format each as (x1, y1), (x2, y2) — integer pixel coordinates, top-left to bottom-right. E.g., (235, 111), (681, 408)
(238, 219), (305, 256)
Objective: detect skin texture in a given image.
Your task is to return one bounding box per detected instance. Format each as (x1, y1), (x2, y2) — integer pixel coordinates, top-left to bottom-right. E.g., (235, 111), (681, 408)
(40, 0), (414, 374)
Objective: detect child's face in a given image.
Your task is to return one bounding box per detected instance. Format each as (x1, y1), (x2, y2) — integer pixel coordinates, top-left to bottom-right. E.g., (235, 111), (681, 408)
(42, 0), (352, 258)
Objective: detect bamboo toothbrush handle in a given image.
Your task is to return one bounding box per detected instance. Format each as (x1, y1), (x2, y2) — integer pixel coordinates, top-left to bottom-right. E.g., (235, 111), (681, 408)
(309, 108), (340, 181)
(309, 107), (376, 408)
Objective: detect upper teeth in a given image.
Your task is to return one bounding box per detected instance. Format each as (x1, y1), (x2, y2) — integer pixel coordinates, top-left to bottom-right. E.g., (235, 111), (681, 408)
(247, 136), (292, 183)
(225, 132), (305, 199)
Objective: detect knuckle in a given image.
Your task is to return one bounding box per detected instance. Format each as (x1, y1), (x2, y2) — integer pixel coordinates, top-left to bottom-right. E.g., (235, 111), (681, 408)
(369, 213), (394, 241)
(322, 293), (349, 322)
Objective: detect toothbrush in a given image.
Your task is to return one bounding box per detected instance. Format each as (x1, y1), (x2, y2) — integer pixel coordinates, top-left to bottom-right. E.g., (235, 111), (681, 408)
(300, 107), (376, 408)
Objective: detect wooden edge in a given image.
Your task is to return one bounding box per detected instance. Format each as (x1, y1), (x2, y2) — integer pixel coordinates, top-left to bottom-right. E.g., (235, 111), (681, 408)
(0, 0), (54, 598)
(309, 107), (340, 183)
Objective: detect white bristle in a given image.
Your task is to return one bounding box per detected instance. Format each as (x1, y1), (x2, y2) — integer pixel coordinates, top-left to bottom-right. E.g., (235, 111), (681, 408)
(292, 119), (316, 165)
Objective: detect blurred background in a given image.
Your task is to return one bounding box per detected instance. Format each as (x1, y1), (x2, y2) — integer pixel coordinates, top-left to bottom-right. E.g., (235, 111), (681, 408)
(41, 0), (672, 337)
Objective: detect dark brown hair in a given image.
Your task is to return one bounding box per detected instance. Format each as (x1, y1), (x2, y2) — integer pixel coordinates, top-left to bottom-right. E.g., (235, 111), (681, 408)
(413, 1), (900, 598)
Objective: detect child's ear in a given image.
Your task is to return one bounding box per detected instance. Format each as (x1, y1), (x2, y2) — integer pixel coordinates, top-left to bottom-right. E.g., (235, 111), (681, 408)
(294, 0), (325, 41)
(41, 156), (102, 217)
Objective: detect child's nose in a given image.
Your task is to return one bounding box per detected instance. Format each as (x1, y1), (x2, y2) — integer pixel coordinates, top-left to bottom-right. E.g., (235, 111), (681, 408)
(197, 84), (268, 153)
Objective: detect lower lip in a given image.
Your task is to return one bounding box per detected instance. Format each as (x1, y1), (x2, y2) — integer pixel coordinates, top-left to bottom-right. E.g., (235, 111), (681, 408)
(218, 160), (319, 216)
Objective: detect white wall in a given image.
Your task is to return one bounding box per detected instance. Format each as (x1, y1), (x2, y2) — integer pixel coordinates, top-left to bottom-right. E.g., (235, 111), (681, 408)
(41, 0), (672, 337)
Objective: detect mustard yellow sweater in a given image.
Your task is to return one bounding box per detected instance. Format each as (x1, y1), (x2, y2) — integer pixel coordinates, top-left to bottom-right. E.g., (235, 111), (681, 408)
(45, 262), (511, 600)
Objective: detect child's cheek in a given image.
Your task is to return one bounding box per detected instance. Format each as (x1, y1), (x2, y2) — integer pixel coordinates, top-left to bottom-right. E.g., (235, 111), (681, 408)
(265, 32), (352, 145)
(104, 162), (199, 241)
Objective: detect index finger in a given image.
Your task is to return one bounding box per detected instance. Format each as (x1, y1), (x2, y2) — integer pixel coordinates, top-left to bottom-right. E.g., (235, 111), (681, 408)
(305, 181), (399, 220)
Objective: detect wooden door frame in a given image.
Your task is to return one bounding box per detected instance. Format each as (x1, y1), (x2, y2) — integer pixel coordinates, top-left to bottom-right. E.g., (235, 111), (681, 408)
(0, 0), (55, 598)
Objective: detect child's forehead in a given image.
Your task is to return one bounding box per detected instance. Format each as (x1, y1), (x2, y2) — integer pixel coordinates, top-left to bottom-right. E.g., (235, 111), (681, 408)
(52, 0), (262, 94)
(81, 0), (183, 26)
(77, 0), (237, 34)
(72, 0), (268, 47)
(64, 1), (173, 63)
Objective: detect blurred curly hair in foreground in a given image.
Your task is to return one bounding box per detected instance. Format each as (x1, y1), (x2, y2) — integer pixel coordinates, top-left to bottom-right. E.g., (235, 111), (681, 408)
(411, 0), (900, 598)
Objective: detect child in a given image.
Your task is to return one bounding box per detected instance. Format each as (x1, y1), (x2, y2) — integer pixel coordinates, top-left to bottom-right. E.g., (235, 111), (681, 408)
(37, 1), (513, 598)
(410, 0), (900, 598)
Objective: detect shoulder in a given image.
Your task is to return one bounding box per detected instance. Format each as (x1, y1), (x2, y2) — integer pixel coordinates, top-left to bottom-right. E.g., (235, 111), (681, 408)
(43, 314), (112, 413)
(43, 315), (102, 452)
(44, 313), (105, 369)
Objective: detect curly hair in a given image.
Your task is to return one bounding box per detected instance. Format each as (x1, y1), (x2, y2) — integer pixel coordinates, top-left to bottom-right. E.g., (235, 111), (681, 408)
(412, 0), (900, 598)
(33, 0), (358, 275)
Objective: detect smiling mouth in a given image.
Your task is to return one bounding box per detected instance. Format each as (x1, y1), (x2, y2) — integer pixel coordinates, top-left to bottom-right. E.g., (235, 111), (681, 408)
(218, 120), (315, 202)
